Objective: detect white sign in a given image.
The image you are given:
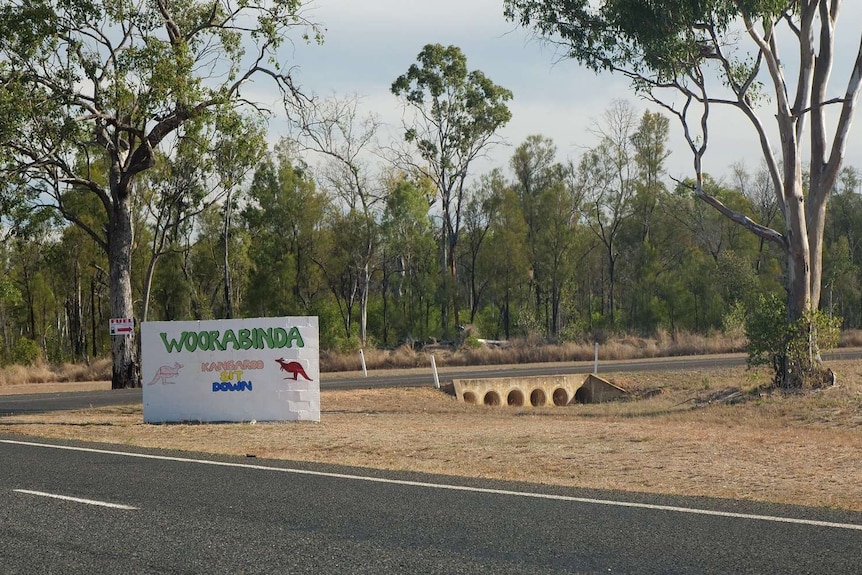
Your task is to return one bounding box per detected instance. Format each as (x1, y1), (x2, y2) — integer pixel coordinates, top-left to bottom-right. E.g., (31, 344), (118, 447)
(141, 317), (320, 423)
(110, 317), (134, 336)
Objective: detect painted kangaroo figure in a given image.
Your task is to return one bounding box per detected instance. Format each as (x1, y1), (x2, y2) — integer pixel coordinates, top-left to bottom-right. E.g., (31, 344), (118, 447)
(275, 358), (311, 381)
(148, 362), (184, 385)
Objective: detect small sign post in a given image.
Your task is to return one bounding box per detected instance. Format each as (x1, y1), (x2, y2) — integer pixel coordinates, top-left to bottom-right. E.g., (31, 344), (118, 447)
(110, 318), (134, 336)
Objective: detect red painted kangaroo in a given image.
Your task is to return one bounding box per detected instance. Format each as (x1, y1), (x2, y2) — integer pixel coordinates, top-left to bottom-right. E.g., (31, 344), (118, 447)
(275, 358), (311, 381)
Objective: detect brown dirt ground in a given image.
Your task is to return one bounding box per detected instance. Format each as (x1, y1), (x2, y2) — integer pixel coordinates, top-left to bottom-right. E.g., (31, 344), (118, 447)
(1, 360), (861, 511)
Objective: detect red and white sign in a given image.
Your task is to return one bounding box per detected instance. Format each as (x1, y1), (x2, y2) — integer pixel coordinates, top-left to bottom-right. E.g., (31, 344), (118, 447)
(110, 318), (135, 336)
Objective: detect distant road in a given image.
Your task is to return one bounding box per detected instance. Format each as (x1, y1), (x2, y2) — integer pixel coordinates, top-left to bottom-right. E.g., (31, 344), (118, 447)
(2, 437), (860, 573)
(1, 350), (860, 415)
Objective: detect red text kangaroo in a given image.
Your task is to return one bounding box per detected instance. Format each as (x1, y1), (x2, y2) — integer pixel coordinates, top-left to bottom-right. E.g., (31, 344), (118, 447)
(275, 358), (311, 381)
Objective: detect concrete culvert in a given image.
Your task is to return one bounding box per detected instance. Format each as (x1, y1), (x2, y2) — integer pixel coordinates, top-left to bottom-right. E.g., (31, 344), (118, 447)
(552, 388), (570, 406)
(574, 386), (592, 404)
(463, 391), (478, 404)
(483, 391), (501, 406)
(507, 389), (525, 407)
(530, 389), (546, 407)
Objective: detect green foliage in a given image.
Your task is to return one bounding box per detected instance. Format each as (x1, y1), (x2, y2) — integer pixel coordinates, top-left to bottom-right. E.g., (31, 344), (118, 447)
(3, 336), (41, 366)
(391, 44), (513, 163)
(0, 276), (21, 308)
(721, 300), (747, 337)
(241, 148), (326, 318)
(392, 43), (513, 333)
(745, 293), (842, 388)
(503, 0), (783, 85)
(744, 292), (788, 369)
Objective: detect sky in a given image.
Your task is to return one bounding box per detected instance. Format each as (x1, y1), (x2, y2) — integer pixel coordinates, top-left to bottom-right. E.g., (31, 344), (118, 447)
(271, 0), (862, 185)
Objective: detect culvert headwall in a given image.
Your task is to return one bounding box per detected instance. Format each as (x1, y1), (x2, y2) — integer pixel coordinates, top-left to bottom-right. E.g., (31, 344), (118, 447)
(453, 374), (627, 407)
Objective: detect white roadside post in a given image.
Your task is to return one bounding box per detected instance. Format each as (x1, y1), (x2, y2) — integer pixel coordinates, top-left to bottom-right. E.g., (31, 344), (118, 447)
(359, 349), (368, 377)
(430, 355), (440, 389)
(594, 342), (599, 374)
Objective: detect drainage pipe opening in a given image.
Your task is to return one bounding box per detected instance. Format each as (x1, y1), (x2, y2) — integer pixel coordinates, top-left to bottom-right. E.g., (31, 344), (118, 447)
(483, 391), (501, 406)
(552, 388), (570, 406)
(463, 391), (478, 404)
(530, 389), (546, 407)
(507, 389), (525, 407)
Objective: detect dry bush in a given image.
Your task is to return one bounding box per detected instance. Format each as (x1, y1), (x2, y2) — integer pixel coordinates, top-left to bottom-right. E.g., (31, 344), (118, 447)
(0, 363), (50, 387)
(0, 357), (111, 387)
(320, 349), (363, 372)
(3, 328), (852, 382)
(319, 333), (749, 373)
(841, 329), (862, 347)
(55, 358), (112, 382)
(661, 330), (747, 356)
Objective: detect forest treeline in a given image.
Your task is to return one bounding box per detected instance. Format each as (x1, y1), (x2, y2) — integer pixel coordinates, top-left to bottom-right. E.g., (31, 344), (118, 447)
(2, 100), (862, 366)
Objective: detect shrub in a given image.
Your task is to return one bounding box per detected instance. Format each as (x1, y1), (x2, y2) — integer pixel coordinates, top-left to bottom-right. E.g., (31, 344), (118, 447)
(4, 337), (42, 367)
(745, 293), (841, 388)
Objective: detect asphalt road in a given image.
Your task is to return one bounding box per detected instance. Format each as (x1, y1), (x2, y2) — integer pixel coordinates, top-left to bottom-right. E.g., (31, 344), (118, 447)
(2, 437), (860, 574)
(3, 350), (861, 415)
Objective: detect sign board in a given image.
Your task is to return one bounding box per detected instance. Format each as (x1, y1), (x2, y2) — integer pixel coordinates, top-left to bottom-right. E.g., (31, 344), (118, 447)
(110, 317), (134, 336)
(141, 317), (319, 423)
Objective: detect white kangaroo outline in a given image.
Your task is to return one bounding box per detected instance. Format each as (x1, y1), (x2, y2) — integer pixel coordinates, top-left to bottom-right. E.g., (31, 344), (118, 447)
(148, 362), (184, 385)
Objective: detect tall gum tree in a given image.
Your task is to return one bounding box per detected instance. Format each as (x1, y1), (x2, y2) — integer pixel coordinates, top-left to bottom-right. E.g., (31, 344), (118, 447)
(391, 43), (513, 335)
(505, 0), (861, 386)
(0, 0), (319, 388)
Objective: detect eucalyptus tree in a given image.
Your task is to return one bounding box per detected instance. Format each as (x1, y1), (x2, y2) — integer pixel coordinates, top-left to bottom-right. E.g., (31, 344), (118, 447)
(509, 135), (559, 331)
(576, 101), (641, 326)
(391, 43), (513, 335)
(0, 0), (320, 388)
(139, 122), (216, 323)
(505, 0), (858, 386)
(461, 169), (506, 324)
(533, 167), (582, 338)
(824, 166), (862, 324)
(630, 111), (671, 241)
(184, 202), (252, 320)
(509, 135), (585, 337)
(293, 96), (384, 345)
(214, 114), (267, 319)
(241, 143), (327, 319)
(730, 160), (783, 275)
(484, 187), (530, 339)
(379, 173), (438, 343)
(615, 109), (674, 331)
(0, 269), (21, 361)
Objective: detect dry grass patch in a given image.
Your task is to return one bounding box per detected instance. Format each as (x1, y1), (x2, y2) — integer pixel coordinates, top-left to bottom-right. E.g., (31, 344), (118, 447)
(0, 358), (111, 388)
(2, 361), (861, 511)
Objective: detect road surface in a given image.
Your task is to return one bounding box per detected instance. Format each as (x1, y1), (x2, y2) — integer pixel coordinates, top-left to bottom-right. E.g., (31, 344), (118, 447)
(2, 437), (860, 574)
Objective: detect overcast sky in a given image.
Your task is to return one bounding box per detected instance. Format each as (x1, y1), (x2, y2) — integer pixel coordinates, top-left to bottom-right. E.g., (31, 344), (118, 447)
(279, 0), (862, 185)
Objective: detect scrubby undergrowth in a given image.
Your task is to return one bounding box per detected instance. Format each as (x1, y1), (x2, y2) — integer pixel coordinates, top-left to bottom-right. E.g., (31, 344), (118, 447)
(3, 329), (862, 386)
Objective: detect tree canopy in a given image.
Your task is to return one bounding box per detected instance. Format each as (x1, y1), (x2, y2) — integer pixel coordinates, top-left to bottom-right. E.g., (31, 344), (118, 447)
(504, 0), (862, 386)
(0, 0), (320, 387)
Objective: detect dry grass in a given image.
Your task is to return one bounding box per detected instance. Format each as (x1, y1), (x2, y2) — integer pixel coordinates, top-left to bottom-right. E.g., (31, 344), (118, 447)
(0, 357), (111, 387)
(322, 330), (748, 372)
(2, 329), (858, 383)
(1, 359), (861, 511)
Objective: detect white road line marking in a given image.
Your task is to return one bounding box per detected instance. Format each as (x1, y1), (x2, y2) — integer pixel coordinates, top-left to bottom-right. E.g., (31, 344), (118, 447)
(3, 438), (860, 531)
(13, 489), (138, 510)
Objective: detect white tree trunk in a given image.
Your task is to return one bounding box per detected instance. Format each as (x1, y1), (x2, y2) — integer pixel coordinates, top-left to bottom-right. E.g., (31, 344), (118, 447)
(109, 187), (139, 389)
